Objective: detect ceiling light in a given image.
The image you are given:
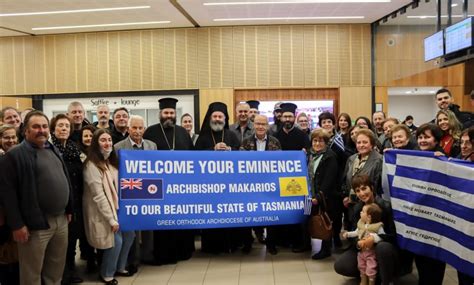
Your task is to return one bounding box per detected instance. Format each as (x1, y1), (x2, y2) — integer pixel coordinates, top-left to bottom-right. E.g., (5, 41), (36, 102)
(451, 3), (458, 7)
(32, 21), (171, 31)
(204, 0), (390, 5)
(0, 6), (151, 17)
(214, 16), (364, 21)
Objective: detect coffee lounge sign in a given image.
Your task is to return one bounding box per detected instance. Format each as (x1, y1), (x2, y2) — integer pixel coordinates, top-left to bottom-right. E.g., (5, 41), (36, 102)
(90, 98), (141, 107)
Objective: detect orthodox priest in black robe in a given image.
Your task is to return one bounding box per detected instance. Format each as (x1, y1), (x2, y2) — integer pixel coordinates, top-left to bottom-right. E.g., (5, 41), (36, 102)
(143, 98), (195, 265)
(195, 102), (252, 254)
(271, 103), (311, 252)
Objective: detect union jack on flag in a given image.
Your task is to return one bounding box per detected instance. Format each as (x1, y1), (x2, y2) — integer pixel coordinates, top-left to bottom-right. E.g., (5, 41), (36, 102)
(120, 178), (143, 190)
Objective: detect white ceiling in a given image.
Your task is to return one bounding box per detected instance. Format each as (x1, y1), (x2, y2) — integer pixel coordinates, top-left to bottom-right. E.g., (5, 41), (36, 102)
(388, 87), (441, 96)
(382, 0), (474, 26)
(0, 0), (412, 36)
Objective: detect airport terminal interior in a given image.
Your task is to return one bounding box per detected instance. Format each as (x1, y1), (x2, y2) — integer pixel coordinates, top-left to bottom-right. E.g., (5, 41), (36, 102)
(1, 0), (473, 284)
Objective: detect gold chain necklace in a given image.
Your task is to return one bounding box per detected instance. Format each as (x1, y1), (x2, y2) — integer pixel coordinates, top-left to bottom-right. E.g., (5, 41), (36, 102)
(160, 124), (175, 150)
(211, 129), (225, 147)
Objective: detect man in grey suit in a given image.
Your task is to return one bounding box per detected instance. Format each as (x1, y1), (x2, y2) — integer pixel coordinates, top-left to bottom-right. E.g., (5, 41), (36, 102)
(114, 115), (156, 272)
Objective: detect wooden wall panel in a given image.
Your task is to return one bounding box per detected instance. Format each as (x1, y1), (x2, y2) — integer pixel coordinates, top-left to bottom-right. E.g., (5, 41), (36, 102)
(199, 88), (235, 125)
(340, 87), (372, 119)
(0, 97), (32, 110)
(0, 24), (371, 95)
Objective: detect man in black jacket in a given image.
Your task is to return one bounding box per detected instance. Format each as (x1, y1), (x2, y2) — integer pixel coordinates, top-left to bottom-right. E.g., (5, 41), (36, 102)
(0, 110), (73, 285)
(434, 88), (474, 129)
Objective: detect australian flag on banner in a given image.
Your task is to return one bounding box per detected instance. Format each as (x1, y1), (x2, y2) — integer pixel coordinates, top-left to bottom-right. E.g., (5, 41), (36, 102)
(120, 178), (164, 200)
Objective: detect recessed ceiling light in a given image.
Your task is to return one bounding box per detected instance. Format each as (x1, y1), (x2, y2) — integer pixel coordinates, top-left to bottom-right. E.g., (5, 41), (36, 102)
(32, 21), (171, 31)
(451, 3), (458, 7)
(214, 16), (364, 21)
(0, 6), (151, 17)
(204, 0), (390, 5)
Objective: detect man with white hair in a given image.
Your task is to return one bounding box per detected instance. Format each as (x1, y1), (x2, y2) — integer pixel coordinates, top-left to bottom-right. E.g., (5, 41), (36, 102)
(114, 115), (156, 272)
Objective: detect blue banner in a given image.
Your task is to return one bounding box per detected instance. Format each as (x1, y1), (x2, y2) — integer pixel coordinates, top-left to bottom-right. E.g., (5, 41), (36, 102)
(118, 150), (311, 231)
(384, 149), (474, 277)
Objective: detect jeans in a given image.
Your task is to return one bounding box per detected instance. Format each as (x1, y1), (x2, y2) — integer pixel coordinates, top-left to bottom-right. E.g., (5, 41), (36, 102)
(101, 231), (135, 279)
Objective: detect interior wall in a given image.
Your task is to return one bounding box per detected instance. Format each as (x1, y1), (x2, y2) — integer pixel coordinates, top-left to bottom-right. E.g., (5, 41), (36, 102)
(0, 24), (371, 96)
(388, 95), (437, 126)
(0, 97), (32, 111)
(339, 86), (372, 120)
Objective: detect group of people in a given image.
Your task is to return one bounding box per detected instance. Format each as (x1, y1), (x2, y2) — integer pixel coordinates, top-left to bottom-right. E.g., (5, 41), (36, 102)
(0, 87), (473, 285)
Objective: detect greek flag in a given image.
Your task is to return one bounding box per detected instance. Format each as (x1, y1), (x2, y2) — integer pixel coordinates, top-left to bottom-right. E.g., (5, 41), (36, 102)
(331, 132), (345, 152)
(303, 195), (313, 215)
(384, 149), (474, 277)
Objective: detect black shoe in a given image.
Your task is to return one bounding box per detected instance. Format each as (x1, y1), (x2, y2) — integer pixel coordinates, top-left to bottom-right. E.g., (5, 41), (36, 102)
(115, 270), (134, 277)
(126, 264), (138, 275)
(267, 246), (278, 255)
(99, 276), (118, 285)
(291, 246), (311, 253)
(242, 244), (252, 254)
(311, 250), (331, 260)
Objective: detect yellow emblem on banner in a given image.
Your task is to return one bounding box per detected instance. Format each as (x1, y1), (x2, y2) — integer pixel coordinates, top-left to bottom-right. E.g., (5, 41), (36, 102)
(279, 177), (308, 197)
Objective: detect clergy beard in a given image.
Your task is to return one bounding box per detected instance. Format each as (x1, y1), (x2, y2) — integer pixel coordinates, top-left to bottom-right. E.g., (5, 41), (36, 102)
(210, 121), (225, 132)
(160, 117), (176, 128)
(283, 121), (294, 130)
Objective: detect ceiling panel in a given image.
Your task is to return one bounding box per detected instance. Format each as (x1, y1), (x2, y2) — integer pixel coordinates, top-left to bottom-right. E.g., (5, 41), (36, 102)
(178, 0), (412, 25)
(0, 28), (27, 37)
(0, 0), (193, 36)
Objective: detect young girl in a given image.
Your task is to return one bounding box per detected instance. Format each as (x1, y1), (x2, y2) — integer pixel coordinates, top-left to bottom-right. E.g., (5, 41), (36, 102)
(342, 203), (384, 285)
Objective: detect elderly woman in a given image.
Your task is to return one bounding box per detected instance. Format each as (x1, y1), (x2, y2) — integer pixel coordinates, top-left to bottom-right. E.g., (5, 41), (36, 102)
(389, 124), (417, 150)
(335, 174), (398, 285)
(0, 124), (18, 155)
(50, 114), (93, 283)
(307, 129), (340, 260)
(83, 129), (135, 284)
(379, 118), (400, 151)
(436, 110), (461, 157)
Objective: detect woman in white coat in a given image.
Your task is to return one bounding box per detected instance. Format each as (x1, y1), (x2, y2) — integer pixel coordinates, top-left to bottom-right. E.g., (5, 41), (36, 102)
(83, 129), (135, 285)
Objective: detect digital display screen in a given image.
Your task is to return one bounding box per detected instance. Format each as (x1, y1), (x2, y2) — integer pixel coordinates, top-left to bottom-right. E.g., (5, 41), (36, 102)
(445, 17), (473, 54)
(424, 30), (444, 61)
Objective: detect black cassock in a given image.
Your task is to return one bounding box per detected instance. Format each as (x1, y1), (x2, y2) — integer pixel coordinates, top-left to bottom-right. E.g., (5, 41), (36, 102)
(268, 126), (311, 250)
(195, 130), (253, 253)
(143, 124), (195, 265)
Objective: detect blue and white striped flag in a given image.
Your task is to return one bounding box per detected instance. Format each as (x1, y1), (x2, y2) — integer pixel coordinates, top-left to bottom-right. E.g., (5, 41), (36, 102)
(385, 149), (474, 277)
(304, 195), (313, 215)
(331, 132), (345, 152)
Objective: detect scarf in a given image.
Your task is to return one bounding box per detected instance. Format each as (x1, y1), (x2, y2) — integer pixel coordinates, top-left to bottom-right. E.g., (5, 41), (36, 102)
(51, 135), (81, 162)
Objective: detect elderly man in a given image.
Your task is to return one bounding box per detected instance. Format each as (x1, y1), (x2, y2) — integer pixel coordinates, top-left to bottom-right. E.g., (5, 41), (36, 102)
(93, 104), (114, 130)
(115, 115), (156, 272)
(0, 110), (72, 285)
(111, 107), (129, 144)
(246, 100), (260, 123)
(143, 98), (195, 265)
(240, 114), (281, 254)
(229, 102), (254, 143)
(67, 101), (91, 143)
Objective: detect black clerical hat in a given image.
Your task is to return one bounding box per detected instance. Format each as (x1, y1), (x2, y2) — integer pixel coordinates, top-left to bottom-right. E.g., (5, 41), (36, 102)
(159, 98), (178, 110)
(246, 100), (260, 110)
(280, 103), (297, 114)
(208, 102), (228, 115)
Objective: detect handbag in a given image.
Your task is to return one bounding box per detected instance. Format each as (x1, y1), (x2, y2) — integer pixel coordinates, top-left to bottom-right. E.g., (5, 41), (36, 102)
(309, 191), (333, 240)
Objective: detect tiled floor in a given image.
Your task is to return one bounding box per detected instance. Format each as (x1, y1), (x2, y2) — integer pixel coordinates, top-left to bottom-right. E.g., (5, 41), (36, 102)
(77, 242), (459, 285)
